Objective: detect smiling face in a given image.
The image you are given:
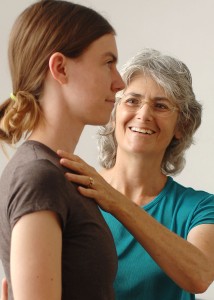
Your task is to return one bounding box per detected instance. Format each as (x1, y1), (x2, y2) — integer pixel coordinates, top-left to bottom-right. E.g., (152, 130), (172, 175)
(115, 74), (181, 161)
(63, 33), (125, 126)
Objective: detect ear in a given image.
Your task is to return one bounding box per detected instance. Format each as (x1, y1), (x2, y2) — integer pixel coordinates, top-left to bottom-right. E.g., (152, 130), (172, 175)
(174, 129), (182, 140)
(49, 52), (68, 84)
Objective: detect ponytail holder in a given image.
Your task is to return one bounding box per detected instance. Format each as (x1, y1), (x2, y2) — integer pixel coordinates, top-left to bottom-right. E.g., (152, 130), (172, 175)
(10, 93), (17, 101)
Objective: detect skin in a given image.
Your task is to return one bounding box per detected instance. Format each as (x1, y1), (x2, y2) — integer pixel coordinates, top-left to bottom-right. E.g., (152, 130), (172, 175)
(7, 33), (124, 300)
(1, 66), (213, 300)
(113, 75), (181, 205)
(30, 34), (124, 153)
(0, 280), (7, 300)
(55, 75), (214, 295)
(115, 76), (180, 157)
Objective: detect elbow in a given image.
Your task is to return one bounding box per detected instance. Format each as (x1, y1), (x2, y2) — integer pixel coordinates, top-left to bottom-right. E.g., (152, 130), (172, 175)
(185, 275), (213, 294)
(191, 282), (209, 294)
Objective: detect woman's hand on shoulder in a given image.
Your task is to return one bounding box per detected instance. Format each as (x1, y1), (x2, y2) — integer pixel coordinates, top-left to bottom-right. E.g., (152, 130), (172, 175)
(57, 150), (126, 213)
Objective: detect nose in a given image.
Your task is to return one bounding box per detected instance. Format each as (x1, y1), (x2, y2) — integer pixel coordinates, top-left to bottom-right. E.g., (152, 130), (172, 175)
(112, 69), (125, 92)
(136, 101), (154, 120)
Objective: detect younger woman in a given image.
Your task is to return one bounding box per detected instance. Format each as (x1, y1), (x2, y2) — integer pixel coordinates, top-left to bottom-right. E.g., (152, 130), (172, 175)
(0, 1), (124, 299)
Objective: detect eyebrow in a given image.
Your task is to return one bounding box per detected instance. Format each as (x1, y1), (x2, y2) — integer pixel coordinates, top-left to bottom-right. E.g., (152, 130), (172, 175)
(124, 92), (142, 98)
(103, 52), (118, 64)
(124, 92), (170, 101)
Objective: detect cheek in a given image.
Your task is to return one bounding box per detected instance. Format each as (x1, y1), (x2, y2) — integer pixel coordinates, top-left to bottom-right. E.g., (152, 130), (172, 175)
(114, 115), (125, 140)
(116, 106), (134, 123)
(94, 68), (110, 84)
(114, 111), (133, 140)
(162, 114), (179, 133)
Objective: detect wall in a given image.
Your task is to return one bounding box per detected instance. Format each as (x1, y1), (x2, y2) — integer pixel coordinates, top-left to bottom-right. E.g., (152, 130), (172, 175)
(0, 1), (214, 299)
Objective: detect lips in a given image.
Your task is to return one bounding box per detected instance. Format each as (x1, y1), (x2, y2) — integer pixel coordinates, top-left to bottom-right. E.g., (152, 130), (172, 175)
(106, 99), (115, 103)
(129, 127), (155, 134)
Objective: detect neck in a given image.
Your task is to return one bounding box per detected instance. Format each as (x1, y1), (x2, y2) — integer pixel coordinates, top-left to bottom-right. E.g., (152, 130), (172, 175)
(100, 152), (167, 206)
(29, 81), (86, 154)
(28, 115), (84, 154)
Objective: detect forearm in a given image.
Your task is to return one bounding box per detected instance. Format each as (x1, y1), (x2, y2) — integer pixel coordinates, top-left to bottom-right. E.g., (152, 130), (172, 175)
(57, 152), (214, 292)
(112, 196), (214, 293)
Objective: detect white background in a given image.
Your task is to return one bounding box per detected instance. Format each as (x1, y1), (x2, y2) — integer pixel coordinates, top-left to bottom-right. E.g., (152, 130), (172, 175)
(0, 1), (213, 299)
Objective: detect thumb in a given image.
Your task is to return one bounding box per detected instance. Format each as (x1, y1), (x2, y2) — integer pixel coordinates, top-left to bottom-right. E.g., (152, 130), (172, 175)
(1, 278), (8, 300)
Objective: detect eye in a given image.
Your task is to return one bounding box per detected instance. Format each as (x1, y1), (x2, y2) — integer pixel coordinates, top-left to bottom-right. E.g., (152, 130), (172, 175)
(106, 60), (114, 68)
(154, 101), (170, 111)
(124, 98), (141, 106)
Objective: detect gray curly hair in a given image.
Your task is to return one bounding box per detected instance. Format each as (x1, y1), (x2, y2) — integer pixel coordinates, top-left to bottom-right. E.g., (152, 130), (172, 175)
(97, 48), (202, 175)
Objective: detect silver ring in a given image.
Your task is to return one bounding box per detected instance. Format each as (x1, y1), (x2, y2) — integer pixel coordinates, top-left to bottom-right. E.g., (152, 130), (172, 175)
(87, 177), (94, 188)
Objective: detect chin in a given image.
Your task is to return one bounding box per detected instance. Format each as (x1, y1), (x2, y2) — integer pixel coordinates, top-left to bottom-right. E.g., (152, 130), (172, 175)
(91, 117), (111, 126)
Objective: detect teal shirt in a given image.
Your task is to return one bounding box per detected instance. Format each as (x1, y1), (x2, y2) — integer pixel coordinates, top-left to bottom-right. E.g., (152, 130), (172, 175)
(101, 177), (214, 300)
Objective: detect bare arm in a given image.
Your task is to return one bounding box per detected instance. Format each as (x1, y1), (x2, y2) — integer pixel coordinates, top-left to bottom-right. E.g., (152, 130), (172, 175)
(113, 201), (214, 293)
(58, 150), (214, 293)
(11, 210), (62, 300)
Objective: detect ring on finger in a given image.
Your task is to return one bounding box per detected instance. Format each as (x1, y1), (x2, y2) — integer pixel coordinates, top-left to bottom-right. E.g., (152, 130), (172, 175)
(87, 177), (94, 188)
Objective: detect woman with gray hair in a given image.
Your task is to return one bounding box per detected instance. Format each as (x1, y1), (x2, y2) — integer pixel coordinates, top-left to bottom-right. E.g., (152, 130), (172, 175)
(57, 48), (214, 300)
(99, 48), (201, 175)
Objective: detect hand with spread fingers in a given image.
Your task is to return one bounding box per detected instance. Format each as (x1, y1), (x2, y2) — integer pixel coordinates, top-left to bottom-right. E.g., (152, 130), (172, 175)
(57, 150), (127, 214)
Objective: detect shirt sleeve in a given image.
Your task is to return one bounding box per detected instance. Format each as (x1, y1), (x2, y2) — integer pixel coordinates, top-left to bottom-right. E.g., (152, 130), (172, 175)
(189, 194), (214, 231)
(7, 159), (69, 229)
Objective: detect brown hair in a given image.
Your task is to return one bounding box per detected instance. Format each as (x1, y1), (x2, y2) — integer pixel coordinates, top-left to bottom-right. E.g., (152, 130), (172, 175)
(0, 0), (115, 145)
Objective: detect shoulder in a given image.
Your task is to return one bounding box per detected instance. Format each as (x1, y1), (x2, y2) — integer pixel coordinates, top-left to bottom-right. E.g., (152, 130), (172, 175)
(13, 159), (66, 189)
(169, 178), (214, 225)
(168, 177), (214, 202)
(8, 160), (69, 229)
